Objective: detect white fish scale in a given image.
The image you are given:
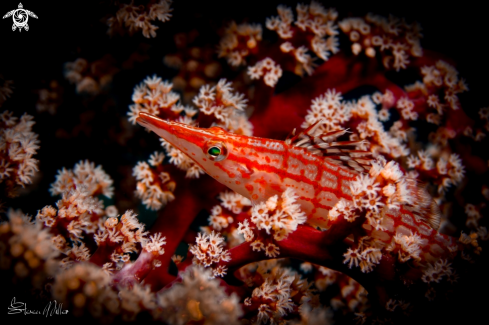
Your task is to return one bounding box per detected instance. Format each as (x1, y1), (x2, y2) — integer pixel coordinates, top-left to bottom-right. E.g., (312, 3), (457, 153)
(319, 170), (338, 189)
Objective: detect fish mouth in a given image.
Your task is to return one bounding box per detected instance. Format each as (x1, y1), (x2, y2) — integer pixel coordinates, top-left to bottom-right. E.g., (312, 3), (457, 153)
(136, 112), (166, 130)
(136, 112), (211, 151)
(136, 112), (180, 146)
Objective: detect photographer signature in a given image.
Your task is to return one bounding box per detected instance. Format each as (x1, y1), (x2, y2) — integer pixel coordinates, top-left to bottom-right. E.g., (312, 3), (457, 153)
(8, 297), (69, 316)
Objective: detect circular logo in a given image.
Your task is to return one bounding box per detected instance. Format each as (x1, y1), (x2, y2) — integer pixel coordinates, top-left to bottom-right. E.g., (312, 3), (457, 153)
(13, 10), (28, 27)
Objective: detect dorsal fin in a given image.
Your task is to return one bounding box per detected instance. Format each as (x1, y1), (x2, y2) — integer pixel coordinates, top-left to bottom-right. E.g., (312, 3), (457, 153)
(285, 120), (374, 173)
(409, 179), (441, 230)
(406, 178), (441, 230)
(429, 200), (442, 230)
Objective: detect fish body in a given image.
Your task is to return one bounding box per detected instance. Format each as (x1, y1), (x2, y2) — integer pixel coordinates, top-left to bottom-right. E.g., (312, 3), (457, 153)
(137, 113), (457, 264)
(137, 113), (358, 228)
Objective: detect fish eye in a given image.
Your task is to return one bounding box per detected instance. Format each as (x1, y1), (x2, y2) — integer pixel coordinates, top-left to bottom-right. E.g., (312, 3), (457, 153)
(205, 141), (228, 161)
(208, 146), (221, 156)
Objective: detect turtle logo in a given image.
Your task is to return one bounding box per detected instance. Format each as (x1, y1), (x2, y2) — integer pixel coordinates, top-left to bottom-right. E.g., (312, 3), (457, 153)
(3, 3), (38, 32)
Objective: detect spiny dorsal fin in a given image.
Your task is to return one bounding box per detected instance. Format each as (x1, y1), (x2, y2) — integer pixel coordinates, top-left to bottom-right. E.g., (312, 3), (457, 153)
(285, 120), (374, 173)
(429, 200), (442, 230)
(405, 178), (441, 230)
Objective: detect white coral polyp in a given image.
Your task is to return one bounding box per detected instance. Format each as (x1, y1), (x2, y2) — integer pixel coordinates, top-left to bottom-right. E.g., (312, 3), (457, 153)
(250, 188), (306, 242)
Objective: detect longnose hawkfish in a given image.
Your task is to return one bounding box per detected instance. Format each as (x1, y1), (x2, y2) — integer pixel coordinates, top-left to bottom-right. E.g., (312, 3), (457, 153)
(136, 112), (459, 265)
